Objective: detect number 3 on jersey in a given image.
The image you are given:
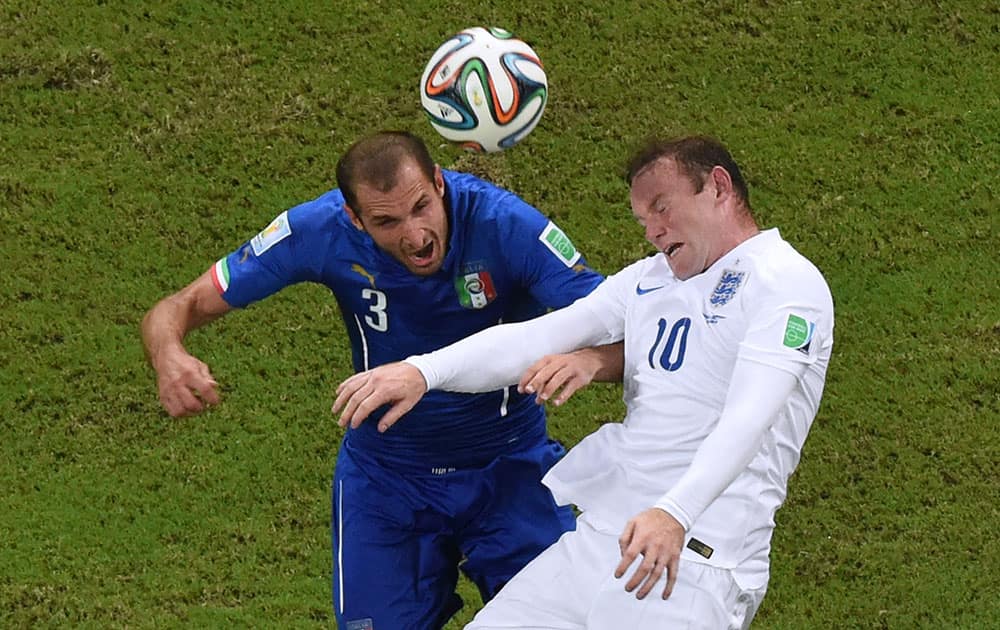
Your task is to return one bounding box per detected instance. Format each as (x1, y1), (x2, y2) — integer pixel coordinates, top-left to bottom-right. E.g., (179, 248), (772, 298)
(362, 288), (388, 332)
(648, 317), (691, 371)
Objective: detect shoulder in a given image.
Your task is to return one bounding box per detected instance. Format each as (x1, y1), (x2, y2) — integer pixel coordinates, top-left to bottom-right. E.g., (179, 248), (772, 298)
(603, 254), (667, 290)
(744, 229), (833, 310)
(445, 170), (555, 258)
(286, 188), (350, 230)
(444, 169), (542, 222)
(279, 188), (363, 249)
(242, 188), (364, 269)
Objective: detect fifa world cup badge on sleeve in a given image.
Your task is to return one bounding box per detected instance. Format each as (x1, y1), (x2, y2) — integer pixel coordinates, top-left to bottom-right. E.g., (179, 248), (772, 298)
(783, 313), (817, 355)
(539, 221), (581, 267)
(251, 211), (292, 256)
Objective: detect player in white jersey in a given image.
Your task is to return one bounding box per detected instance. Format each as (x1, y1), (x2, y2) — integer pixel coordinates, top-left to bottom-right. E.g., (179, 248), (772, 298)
(333, 135), (835, 629)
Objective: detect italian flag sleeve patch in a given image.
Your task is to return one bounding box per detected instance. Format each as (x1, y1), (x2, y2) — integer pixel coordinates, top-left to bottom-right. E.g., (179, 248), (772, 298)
(210, 258), (230, 294)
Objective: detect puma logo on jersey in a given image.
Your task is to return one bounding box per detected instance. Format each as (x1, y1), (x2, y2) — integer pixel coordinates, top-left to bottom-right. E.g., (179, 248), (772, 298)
(351, 264), (376, 288)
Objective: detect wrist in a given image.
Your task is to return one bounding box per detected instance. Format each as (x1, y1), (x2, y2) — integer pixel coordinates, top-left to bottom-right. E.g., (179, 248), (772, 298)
(652, 497), (692, 532)
(403, 356), (434, 391)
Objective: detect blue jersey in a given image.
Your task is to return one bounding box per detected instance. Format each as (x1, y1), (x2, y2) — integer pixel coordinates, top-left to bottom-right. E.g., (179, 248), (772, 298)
(212, 170), (603, 469)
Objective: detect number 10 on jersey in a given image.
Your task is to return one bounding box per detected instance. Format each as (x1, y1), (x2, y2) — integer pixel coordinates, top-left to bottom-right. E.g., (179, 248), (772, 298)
(647, 317), (691, 371)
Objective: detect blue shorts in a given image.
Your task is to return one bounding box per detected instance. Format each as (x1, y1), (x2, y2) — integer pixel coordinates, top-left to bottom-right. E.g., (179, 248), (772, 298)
(331, 438), (575, 630)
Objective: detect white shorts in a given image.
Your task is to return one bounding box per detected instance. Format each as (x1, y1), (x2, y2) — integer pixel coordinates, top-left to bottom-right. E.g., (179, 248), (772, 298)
(466, 515), (766, 630)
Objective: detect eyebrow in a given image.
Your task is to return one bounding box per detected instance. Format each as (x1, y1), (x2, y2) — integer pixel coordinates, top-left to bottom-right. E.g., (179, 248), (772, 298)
(633, 193), (666, 217)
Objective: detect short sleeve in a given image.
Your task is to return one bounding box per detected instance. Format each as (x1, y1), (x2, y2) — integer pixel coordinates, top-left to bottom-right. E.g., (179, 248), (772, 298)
(211, 201), (333, 308)
(738, 263), (834, 375)
(496, 196), (603, 308)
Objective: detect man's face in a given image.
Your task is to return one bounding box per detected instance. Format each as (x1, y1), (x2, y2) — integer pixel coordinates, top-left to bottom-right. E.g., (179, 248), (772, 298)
(347, 160), (449, 276)
(629, 158), (726, 281)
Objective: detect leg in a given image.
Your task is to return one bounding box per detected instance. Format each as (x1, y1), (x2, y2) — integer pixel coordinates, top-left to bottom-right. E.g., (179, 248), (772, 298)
(586, 557), (765, 629)
(470, 515), (765, 630)
(465, 516), (610, 630)
(460, 440), (576, 601)
(332, 446), (462, 630)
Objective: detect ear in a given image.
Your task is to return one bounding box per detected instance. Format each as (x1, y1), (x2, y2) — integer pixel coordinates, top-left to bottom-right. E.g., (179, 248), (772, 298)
(709, 165), (733, 203)
(433, 165), (445, 198)
(343, 203), (365, 231)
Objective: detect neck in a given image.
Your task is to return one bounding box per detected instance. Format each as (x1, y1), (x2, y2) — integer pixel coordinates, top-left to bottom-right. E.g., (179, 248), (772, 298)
(702, 219), (761, 274)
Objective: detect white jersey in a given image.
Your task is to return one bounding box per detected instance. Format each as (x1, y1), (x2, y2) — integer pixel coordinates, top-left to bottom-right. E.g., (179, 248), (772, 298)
(410, 228), (834, 591)
(543, 229), (833, 589)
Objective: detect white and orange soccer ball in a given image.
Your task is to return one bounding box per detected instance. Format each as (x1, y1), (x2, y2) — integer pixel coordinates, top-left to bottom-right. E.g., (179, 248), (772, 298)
(420, 27), (548, 152)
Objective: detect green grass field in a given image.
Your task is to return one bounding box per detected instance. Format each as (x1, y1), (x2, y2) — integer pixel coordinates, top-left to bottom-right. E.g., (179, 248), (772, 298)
(2, 1), (997, 627)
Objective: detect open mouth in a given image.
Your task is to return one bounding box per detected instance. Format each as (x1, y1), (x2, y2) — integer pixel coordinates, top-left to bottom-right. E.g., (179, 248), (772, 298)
(410, 241), (435, 265)
(665, 243), (682, 258)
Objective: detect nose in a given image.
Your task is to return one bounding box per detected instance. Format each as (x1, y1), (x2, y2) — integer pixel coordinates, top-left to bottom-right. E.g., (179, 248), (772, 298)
(402, 221), (426, 246)
(644, 220), (663, 245)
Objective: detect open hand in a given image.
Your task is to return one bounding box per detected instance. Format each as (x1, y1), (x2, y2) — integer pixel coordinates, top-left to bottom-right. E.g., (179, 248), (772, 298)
(615, 508), (685, 600)
(518, 349), (603, 406)
(333, 362), (428, 432)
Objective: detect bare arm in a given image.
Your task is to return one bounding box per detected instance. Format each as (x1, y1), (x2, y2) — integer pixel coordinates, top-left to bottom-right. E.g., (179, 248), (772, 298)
(141, 269), (232, 417)
(517, 341), (624, 406)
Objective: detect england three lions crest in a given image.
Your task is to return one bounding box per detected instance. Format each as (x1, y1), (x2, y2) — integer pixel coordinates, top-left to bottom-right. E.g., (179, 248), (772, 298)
(710, 269), (747, 308)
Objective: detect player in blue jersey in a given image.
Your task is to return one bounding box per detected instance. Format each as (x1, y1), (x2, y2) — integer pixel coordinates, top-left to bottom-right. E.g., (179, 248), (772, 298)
(141, 131), (618, 629)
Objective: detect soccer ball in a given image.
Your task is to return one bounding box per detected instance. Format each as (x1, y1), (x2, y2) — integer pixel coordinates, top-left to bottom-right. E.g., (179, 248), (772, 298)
(420, 27), (548, 152)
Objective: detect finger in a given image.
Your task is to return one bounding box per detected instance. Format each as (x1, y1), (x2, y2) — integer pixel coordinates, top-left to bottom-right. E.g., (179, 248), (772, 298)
(331, 372), (371, 426)
(337, 382), (375, 428)
(167, 387), (203, 417)
(662, 553), (680, 600)
(615, 522), (637, 578)
(162, 395), (184, 417)
(517, 358), (545, 394)
(349, 387), (394, 429)
(535, 364), (573, 402)
(180, 388), (206, 415)
(376, 397), (419, 433)
(518, 356), (556, 394)
(525, 361), (568, 403)
(624, 552), (656, 593)
(332, 374), (367, 416)
(196, 361), (216, 386)
(635, 558), (666, 600)
(344, 384), (392, 429)
(550, 372), (589, 406)
(193, 378), (220, 407)
(334, 372), (367, 401)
